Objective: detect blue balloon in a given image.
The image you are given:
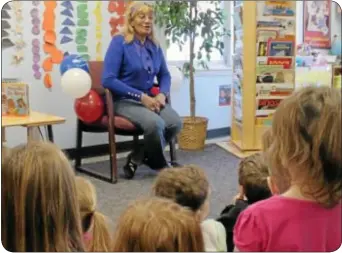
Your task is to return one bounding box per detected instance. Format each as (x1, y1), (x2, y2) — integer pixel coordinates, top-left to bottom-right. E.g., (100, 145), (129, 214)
(60, 54), (89, 75)
(331, 39), (341, 56)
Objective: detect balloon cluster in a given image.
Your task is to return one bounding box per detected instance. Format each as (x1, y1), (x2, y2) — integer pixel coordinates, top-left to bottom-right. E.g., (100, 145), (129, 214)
(60, 54), (104, 123)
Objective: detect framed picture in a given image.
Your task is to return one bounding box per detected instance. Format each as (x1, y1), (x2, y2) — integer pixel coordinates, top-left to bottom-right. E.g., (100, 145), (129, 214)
(303, 0), (331, 49)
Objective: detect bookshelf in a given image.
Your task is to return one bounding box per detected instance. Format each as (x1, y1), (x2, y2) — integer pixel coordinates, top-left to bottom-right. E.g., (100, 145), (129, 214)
(230, 1), (296, 152)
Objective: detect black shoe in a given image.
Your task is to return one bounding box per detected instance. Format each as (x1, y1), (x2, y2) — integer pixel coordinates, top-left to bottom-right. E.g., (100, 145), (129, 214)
(143, 157), (169, 170)
(123, 154), (138, 179)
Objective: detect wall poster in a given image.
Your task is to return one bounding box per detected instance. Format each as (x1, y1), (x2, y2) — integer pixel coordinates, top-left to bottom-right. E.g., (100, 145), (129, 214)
(303, 0), (331, 49)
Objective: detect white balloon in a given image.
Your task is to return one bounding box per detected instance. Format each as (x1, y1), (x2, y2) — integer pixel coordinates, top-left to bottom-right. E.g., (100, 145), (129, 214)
(61, 68), (91, 98)
(169, 65), (183, 91)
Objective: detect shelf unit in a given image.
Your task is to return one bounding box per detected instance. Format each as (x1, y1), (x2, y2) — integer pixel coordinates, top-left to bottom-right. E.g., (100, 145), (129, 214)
(230, 1), (296, 151)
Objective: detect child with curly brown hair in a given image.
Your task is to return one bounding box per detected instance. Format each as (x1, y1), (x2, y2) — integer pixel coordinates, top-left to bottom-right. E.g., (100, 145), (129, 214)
(217, 153), (271, 251)
(152, 165), (227, 252)
(234, 87), (342, 252)
(112, 197), (205, 252)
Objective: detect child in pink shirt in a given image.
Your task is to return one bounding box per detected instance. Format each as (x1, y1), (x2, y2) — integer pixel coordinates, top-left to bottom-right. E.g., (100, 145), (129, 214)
(234, 87), (342, 252)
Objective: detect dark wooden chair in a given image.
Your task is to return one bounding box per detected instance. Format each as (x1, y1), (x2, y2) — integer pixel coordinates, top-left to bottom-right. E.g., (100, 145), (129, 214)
(75, 61), (177, 183)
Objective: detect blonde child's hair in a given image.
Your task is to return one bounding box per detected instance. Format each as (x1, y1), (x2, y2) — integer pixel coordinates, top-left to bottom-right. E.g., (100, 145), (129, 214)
(238, 153), (272, 203)
(1, 141), (85, 252)
(75, 176), (112, 252)
(119, 1), (158, 45)
(112, 197), (205, 252)
(152, 165), (209, 212)
(265, 86), (341, 207)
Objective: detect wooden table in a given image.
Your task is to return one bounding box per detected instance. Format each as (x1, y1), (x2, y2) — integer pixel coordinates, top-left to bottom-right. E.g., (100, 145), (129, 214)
(2, 111), (66, 143)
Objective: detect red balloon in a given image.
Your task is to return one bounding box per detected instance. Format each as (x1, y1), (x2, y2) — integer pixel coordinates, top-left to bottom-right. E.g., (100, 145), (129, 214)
(150, 86), (160, 96)
(74, 90), (104, 123)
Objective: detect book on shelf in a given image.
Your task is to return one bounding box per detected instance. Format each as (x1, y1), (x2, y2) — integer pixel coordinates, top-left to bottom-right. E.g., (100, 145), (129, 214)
(1, 79), (30, 117)
(256, 83), (293, 97)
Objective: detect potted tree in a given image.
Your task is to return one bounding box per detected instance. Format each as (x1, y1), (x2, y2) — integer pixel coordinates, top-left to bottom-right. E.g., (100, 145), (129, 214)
(154, 1), (227, 150)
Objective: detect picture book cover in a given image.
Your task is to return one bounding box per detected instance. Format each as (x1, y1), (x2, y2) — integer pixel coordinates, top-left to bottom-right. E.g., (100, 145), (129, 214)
(267, 57), (293, 69)
(268, 40), (294, 56)
(257, 98), (282, 110)
(2, 79), (30, 117)
(256, 83), (294, 97)
(263, 1), (295, 17)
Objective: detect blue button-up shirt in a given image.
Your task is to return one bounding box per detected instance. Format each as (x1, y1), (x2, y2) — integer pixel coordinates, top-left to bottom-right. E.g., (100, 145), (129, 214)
(102, 35), (171, 101)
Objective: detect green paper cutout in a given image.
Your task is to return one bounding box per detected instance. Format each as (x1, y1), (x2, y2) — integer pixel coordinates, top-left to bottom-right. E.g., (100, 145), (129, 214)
(75, 36), (86, 45)
(77, 45), (88, 53)
(76, 28), (87, 37)
(77, 4), (88, 13)
(77, 19), (89, 26)
(77, 11), (89, 19)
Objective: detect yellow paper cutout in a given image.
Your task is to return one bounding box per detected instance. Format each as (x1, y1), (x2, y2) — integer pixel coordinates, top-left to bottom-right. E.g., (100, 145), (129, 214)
(12, 51), (24, 65)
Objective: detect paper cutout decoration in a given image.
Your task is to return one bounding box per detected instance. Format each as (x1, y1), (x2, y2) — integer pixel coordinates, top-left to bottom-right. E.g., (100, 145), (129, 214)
(31, 2), (42, 80)
(60, 26), (73, 35)
(108, 1), (127, 36)
(61, 8), (73, 18)
(61, 0), (74, 10)
(43, 1), (59, 88)
(2, 38), (15, 50)
(60, 36), (73, 44)
(3, 2), (11, 10)
(11, 1), (25, 65)
(2, 10), (11, 19)
(94, 1), (103, 60)
(1, 29), (9, 37)
(44, 73), (52, 89)
(77, 45), (88, 53)
(2, 20), (11, 29)
(62, 17), (75, 26)
(76, 2), (89, 58)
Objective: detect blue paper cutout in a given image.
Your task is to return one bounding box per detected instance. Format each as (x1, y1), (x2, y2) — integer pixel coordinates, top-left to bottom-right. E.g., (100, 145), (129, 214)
(62, 17), (75, 26)
(61, 8), (73, 18)
(60, 36), (73, 44)
(61, 1), (74, 11)
(60, 26), (73, 35)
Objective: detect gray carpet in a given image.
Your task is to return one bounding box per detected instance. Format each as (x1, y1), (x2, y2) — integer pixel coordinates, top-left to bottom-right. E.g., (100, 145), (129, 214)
(80, 144), (240, 226)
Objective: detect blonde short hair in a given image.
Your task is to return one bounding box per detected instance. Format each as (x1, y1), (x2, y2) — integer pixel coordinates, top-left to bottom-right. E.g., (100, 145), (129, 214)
(152, 165), (209, 212)
(112, 197), (205, 252)
(265, 87), (341, 207)
(119, 1), (158, 45)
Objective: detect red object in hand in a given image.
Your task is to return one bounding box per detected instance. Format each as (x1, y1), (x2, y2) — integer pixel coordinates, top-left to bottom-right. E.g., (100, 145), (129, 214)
(151, 86), (160, 96)
(74, 90), (104, 123)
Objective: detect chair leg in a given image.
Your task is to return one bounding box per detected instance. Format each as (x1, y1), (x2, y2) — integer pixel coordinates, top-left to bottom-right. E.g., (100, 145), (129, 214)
(108, 126), (118, 184)
(75, 120), (83, 170)
(169, 138), (177, 163)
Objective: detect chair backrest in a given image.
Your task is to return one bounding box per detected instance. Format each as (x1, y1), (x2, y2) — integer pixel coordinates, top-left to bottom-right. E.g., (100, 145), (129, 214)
(88, 61), (105, 95)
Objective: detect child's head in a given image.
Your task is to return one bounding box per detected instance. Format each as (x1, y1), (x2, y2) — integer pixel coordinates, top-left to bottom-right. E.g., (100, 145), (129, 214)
(75, 176), (112, 252)
(238, 153), (272, 204)
(152, 165), (210, 221)
(265, 87), (341, 207)
(1, 141), (84, 252)
(112, 197), (205, 252)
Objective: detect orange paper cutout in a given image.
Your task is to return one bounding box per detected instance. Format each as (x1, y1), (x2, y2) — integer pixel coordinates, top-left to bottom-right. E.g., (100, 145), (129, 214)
(43, 43), (55, 54)
(51, 49), (63, 64)
(44, 73), (52, 89)
(44, 30), (56, 44)
(44, 1), (57, 9)
(43, 57), (53, 72)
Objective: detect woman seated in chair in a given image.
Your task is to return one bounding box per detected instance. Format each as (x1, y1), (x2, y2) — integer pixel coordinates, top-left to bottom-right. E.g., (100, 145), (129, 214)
(102, 1), (182, 179)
